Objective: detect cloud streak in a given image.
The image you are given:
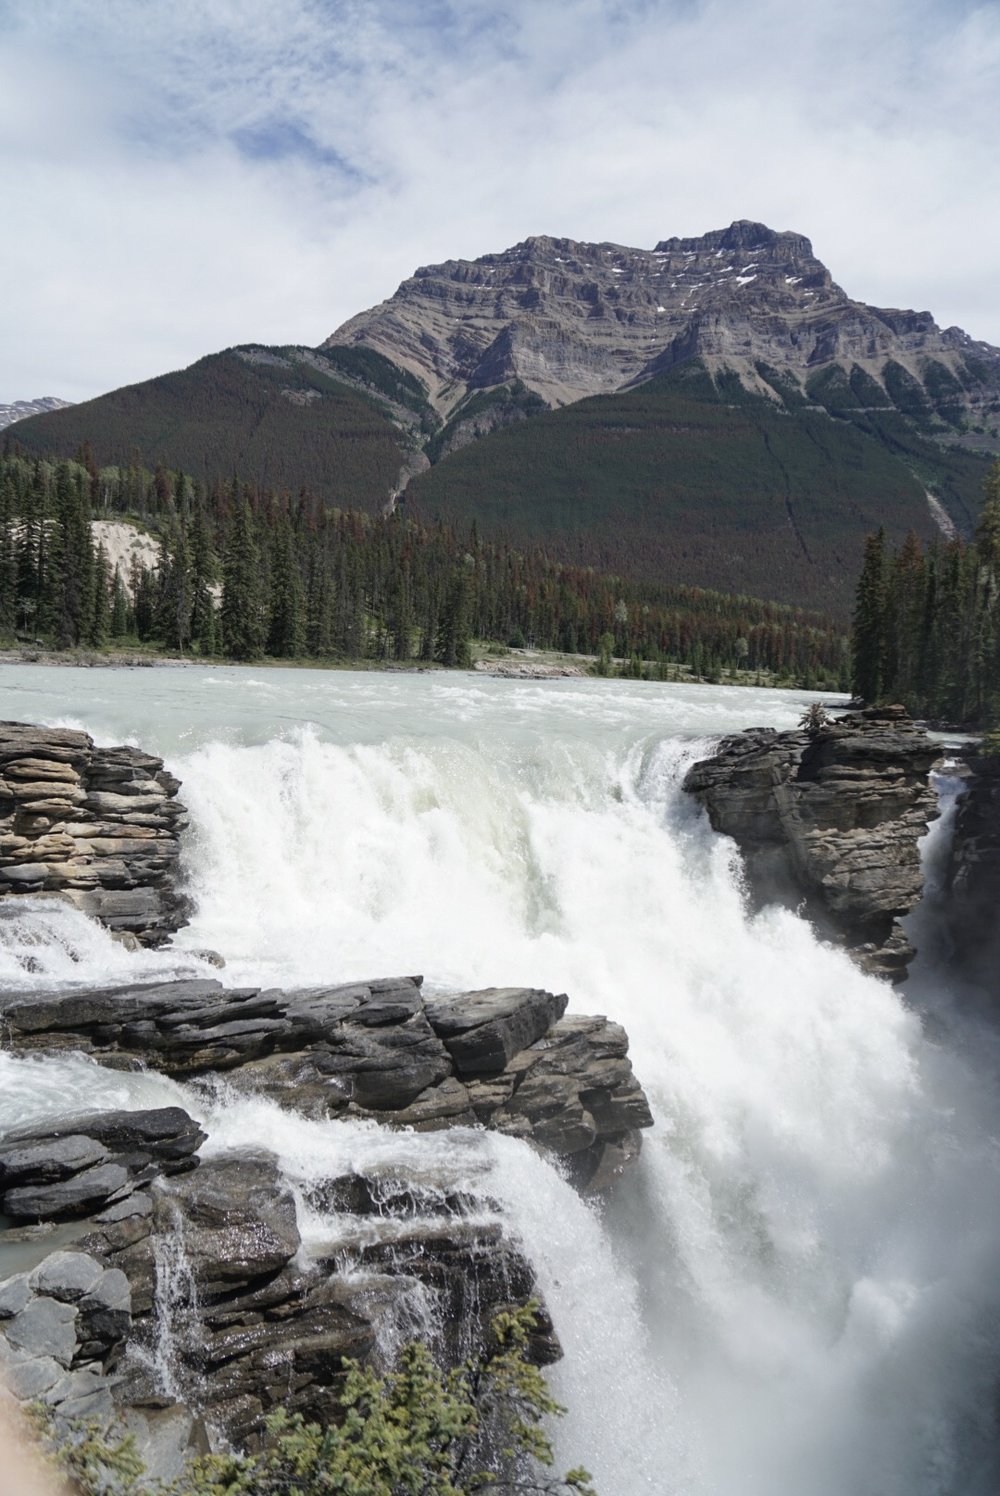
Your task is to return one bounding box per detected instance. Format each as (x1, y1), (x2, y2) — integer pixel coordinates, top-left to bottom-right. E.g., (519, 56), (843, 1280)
(2, 0), (999, 400)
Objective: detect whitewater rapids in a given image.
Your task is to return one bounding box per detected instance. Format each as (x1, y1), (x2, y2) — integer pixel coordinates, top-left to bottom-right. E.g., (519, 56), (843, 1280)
(0, 663), (998, 1496)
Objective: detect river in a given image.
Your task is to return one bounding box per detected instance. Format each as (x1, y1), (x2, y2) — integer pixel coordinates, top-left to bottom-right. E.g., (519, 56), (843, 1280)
(0, 663), (998, 1496)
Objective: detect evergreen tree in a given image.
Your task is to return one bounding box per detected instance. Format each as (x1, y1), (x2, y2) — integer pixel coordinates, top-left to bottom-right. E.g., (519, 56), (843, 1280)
(268, 515), (307, 658)
(110, 570), (130, 638)
(89, 543), (111, 647)
(189, 503), (220, 655)
(851, 528), (886, 703)
(221, 498), (266, 660)
(435, 565), (472, 667)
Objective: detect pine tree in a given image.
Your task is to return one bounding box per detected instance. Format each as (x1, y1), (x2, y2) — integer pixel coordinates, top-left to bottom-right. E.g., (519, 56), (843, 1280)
(189, 503), (220, 655)
(851, 528), (886, 703)
(89, 543), (111, 647)
(110, 571), (130, 638)
(435, 565), (472, 667)
(268, 515), (306, 658)
(221, 499), (266, 660)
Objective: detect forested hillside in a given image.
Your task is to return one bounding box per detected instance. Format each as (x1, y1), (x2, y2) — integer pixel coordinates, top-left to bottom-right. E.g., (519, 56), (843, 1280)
(0, 452), (848, 684)
(7, 348), (417, 507)
(409, 363), (994, 618)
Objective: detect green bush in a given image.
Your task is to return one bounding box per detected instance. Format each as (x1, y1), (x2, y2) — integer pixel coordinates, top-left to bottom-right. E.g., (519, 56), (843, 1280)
(35, 1305), (595, 1496)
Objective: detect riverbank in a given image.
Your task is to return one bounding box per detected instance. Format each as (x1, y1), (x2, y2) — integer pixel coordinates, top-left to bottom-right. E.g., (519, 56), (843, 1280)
(0, 641), (838, 691)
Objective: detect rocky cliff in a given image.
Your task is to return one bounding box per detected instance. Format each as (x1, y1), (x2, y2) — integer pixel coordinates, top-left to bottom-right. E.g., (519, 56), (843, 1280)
(683, 706), (941, 981)
(0, 975), (653, 1455)
(325, 221), (1000, 431)
(1, 977), (651, 1191)
(0, 723), (189, 945)
(0, 1110), (558, 1452)
(942, 749), (1000, 996)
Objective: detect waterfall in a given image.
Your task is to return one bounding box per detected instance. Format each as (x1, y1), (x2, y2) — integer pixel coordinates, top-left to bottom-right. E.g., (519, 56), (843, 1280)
(1, 666), (999, 1493)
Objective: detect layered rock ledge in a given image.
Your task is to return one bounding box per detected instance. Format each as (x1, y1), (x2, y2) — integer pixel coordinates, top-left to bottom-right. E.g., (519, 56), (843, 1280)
(683, 706), (941, 981)
(0, 722), (188, 945)
(1, 977), (652, 1190)
(0, 1109), (556, 1452)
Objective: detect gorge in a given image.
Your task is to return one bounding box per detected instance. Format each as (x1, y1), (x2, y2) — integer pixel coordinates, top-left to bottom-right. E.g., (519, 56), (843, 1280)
(1, 665), (1000, 1496)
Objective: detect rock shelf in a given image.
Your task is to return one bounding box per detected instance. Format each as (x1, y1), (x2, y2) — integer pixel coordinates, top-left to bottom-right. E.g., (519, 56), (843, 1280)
(1, 978), (652, 1189)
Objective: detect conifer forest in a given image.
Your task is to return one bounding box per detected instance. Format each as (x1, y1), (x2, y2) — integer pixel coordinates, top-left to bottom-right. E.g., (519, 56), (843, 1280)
(0, 447), (848, 686)
(851, 460), (1000, 725)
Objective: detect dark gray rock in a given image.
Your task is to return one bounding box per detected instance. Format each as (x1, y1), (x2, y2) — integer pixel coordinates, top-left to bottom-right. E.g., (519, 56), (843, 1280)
(942, 750), (1000, 996)
(0, 983), (651, 1174)
(424, 987), (568, 1074)
(0, 1109), (205, 1221)
(5, 1295), (78, 1366)
(4, 1162), (132, 1220)
(154, 1153), (300, 1294)
(684, 706), (941, 981)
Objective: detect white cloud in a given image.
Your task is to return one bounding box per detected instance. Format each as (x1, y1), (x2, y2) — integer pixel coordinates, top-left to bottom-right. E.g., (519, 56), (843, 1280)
(1, 0), (998, 400)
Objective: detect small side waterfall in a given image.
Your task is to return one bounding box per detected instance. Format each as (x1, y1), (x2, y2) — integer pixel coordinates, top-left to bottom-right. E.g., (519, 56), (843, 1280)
(139, 1200), (202, 1404)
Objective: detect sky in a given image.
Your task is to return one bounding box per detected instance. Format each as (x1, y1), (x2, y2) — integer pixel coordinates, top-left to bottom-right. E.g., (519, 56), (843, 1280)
(2, 0), (999, 403)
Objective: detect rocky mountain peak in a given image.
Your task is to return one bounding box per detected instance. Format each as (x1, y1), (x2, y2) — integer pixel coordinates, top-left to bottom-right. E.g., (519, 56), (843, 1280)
(325, 221), (998, 430)
(0, 396), (73, 431)
(656, 218), (811, 257)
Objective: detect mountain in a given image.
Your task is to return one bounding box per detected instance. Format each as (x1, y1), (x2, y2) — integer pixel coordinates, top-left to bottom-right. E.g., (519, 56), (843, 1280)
(5, 349), (421, 507)
(0, 396), (72, 430)
(9, 221), (1000, 616)
(324, 221), (1000, 459)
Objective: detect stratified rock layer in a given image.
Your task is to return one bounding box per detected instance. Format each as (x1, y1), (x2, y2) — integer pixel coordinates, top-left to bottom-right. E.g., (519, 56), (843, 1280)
(0, 722), (188, 944)
(0, 978), (652, 1189)
(325, 221), (1000, 421)
(0, 1119), (556, 1450)
(683, 706), (941, 980)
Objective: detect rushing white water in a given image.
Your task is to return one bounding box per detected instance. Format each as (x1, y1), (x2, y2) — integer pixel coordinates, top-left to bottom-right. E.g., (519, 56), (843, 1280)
(1, 663), (999, 1495)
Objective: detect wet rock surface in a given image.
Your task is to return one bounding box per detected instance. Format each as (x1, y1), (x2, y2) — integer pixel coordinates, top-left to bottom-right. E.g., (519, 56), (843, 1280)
(0, 722), (188, 944)
(0, 986), (651, 1453)
(683, 706), (941, 981)
(0, 1108), (206, 1221)
(0, 724), (655, 1466)
(0, 1120), (562, 1452)
(1, 979), (652, 1184)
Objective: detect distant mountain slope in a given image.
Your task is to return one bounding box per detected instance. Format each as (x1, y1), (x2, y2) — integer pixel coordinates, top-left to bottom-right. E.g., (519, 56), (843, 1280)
(8, 348), (424, 508)
(407, 363), (990, 617)
(0, 396), (72, 430)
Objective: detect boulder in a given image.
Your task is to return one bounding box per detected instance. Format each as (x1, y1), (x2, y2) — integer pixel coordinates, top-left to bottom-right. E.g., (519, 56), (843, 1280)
(0, 1108), (206, 1221)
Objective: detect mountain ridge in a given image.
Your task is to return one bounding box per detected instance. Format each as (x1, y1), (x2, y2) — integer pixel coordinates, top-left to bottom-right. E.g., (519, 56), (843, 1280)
(323, 220), (1000, 446)
(7, 220), (999, 616)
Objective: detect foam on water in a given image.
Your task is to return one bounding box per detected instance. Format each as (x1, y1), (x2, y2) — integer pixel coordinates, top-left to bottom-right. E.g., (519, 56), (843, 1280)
(0, 666), (998, 1493)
